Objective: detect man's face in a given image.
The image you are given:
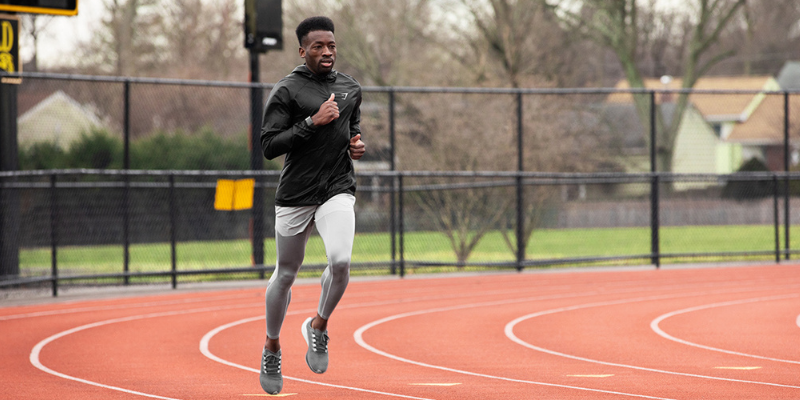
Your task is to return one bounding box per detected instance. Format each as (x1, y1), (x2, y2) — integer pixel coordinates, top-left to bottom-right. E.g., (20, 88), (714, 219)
(300, 30), (336, 76)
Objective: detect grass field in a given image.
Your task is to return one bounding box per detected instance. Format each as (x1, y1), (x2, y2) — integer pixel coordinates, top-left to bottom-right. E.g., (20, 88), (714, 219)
(18, 224), (800, 279)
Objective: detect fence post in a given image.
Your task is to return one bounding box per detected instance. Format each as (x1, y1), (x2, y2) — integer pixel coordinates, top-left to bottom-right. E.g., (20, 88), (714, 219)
(516, 92), (525, 272)
(649, 91), (660, 268)
(123, 81), (131, 285)
(169, 174), (177, 289)
(774, 174), (781, 263)
(784, 92), (791, 260)
(389, 90), (397, 275)
(50, 174), (58, 296)
(0, 83), (20, 280)
(249, 52), (265, 274)
(398, 173), (405, 278)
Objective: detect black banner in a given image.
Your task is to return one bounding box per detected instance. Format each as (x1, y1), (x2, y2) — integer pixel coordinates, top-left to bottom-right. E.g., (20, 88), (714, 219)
(0, 1), (78, 16)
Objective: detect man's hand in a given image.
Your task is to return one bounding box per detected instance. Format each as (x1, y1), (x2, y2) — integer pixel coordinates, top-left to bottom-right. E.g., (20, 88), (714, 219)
(311, 93), (339, 126)
(349, 134), (365, 160)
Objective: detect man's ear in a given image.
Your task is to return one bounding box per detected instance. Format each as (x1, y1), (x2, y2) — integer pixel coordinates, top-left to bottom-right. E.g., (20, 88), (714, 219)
(299, 47), (306, 58)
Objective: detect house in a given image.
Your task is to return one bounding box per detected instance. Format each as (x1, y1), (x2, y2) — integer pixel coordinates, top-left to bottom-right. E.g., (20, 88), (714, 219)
(17, 90), (103, 149)
(606, 75), (783, 188)
(596, 100), (719, 191)
(777, 61), (800, 91)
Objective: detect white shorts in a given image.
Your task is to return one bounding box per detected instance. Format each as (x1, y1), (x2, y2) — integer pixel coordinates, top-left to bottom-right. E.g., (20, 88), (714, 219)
(274, 193), (356, 237)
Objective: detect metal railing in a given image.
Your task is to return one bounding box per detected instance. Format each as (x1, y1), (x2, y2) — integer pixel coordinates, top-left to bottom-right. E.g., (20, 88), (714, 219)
(1, 169), (799, 296)
(2, 72), (799, 295)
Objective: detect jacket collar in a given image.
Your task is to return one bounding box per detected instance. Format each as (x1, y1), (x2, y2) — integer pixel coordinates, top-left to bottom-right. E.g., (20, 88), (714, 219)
(293, 64), (338, 83)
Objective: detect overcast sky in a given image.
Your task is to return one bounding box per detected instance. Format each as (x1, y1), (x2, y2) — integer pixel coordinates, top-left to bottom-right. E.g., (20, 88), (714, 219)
(21, 0), (103, 68)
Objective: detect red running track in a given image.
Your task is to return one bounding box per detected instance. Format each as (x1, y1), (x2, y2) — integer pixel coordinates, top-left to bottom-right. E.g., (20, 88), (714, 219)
(1, 263), (799, 399)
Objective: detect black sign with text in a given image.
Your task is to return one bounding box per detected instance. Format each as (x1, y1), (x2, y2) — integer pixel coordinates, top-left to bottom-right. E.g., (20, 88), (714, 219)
(0, 14), (19, 84)
(0, 0), (78, 16)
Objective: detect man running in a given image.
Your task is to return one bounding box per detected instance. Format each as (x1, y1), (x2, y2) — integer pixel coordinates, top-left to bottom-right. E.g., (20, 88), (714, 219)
(258, 16), (365, 395)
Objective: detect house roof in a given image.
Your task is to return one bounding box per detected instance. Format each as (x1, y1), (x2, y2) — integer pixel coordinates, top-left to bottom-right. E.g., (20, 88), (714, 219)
(607, 76), (779, 121)
(18, 90), (102, 126)
(727, 93), (800, 144)
(17, 90), (104, 148)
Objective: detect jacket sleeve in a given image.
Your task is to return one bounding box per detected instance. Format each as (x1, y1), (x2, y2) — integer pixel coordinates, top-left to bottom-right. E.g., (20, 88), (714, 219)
(260, 84), (316, 160)
(349, 89), (362, 139)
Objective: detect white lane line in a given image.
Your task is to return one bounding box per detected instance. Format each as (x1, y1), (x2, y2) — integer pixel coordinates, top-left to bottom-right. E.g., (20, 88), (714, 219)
(6, 272), (789, 321)
(29, 305), (251, 400)
(2, 293), (256, 321)
(354, 301), (676, 400)
(29, 297), (434, 400)
(199, 315), (435, 400)
(505, 292), (800, 390)
(796, 313), (800, 329)
(20, 282), (629, 400)
(651, 294), (800, 364)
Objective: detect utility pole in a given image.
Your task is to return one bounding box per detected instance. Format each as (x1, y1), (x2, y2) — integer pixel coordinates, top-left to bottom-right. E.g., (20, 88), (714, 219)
(0, 4), (78, 278)
(244, 0), (282, 271)
(0, 13), (21, 278)
(250, 49), (265, 268)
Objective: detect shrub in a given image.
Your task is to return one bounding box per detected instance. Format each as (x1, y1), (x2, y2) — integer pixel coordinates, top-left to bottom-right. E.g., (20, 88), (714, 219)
(19, 141), (67, 170)
(721, 158), (772, 200)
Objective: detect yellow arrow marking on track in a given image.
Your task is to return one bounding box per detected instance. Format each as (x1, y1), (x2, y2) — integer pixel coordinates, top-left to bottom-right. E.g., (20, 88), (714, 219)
(409, 383), (462, 386)
(714, 366), (762, 370)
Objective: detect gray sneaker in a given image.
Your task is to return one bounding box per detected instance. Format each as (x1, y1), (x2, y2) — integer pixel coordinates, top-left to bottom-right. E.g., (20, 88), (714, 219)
(259, 348), (282, 394)
(301, 317), (329, 374)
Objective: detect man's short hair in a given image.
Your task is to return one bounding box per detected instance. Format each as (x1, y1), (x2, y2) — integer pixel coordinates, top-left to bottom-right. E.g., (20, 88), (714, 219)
(296, 16), (335, 47)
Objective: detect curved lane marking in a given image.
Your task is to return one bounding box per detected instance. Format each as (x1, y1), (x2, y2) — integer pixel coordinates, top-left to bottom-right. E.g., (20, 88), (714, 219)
(4, 272), (780, 321)
(354, 297), (677, 400)
(505, 292), (800, 390)
(2, 293), (257, 321)
(24, 273), (800, 398)
(30, 300), (434, 400)
(650, 294), (800, 364)
(28, 306), (242, 400)
(352, 284), (800, 399)
(199, 315), (434, 400)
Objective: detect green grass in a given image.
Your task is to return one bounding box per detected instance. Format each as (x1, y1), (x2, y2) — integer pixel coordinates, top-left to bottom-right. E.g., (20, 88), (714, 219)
(19, 224), (799, 278)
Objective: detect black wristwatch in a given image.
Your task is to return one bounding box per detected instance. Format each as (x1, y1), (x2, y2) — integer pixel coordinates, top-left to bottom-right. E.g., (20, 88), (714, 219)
(304, 116), (315, 128)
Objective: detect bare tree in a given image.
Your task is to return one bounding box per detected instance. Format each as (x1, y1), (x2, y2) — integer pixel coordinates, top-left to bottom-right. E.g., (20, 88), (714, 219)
(73, 0), (164, 75)
(713, 0), (800, 75)
(159, 0), (245, 79)
(435, 0), (578, 87)
(19, 14), (54, 72)
(398, 92), (517, 265)
(550, 0), (747, 172)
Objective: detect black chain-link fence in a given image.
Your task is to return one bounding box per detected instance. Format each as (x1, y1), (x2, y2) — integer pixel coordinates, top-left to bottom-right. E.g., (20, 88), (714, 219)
(1, 73), (799, 295)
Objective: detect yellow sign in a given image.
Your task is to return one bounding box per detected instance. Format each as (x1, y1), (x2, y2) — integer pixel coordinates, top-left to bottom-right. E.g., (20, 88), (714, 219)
(0, 14), (19, 84)
(214, 179), (255, 211)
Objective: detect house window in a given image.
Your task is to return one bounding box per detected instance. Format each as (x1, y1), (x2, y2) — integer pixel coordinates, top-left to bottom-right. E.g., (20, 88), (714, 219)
(711, 123), (722, 137)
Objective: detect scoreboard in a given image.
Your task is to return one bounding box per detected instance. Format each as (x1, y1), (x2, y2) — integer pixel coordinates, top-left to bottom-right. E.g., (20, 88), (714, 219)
(0, 1), (79, 16)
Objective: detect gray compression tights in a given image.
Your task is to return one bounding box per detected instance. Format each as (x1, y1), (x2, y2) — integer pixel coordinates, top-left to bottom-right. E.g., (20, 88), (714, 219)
(265, 208), (354, 339)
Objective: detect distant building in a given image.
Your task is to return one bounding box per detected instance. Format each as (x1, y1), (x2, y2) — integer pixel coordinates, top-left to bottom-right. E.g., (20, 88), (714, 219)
(777, 61), (800, 91)
(607, 76), (786, 187)
(17, 90), (104, 148)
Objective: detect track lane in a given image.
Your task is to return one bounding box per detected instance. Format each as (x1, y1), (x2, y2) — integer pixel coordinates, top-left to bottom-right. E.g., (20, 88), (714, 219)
(1, 264), (798, 399)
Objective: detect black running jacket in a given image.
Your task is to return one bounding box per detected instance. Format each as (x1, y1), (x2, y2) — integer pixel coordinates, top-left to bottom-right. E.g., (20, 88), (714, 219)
(261, 65), (362, 206)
